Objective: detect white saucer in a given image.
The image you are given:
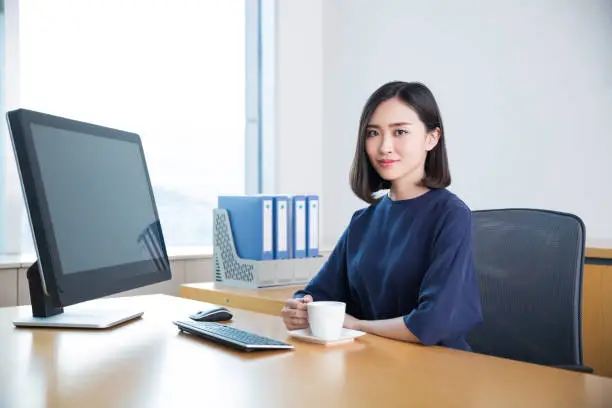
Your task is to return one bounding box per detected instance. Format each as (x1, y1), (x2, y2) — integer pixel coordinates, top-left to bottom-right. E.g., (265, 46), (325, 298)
(288, 328), (366, 345)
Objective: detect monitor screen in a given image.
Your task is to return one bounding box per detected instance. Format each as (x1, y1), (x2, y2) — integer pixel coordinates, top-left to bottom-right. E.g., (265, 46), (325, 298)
(30, 123), (159, 275)
(7, 109), (171, 308)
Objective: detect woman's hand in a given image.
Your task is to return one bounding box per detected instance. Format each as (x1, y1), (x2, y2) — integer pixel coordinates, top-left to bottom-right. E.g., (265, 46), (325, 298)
(281, 294), (313, 330)
(343, 313), (362, 331)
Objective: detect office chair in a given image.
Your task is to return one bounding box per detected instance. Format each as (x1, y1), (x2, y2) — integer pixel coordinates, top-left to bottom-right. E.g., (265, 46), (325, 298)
(468, 209), (592, 373)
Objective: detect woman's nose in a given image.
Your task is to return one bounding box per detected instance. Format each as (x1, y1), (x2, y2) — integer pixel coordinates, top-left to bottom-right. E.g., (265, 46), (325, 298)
(379, 134), (393, 154)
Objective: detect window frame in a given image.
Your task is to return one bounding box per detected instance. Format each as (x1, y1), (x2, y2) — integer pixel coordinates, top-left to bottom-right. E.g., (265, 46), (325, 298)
(0, 0), (25, 257)
(245, 0), (275, 195)
(0, 0), (274, 256)
(0, 0), (5, 253)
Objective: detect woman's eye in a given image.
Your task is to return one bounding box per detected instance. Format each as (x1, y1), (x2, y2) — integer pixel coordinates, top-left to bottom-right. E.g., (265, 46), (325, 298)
(394, 129), (408, 136)
(366, 129), (378, 137)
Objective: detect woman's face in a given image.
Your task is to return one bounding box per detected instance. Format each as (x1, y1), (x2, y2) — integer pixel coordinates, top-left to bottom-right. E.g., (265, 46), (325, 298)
(365, 97), (439, 186)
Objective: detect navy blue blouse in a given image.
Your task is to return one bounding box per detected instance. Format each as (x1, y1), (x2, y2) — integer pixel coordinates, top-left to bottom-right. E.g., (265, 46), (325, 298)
(294, 189), (483, 351)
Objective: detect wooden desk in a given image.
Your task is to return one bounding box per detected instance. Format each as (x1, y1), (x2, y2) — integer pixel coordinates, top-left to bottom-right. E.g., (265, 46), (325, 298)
(583, 240), (612, 378)
(183, 243), (612, 378)
(180, 282), (301, 316)
(586, 240), (612, 260)
(1, 295), (611, 408)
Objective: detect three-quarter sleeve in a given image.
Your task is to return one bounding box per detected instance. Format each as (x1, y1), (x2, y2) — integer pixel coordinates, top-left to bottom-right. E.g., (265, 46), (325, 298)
(403, 205), (483, 346)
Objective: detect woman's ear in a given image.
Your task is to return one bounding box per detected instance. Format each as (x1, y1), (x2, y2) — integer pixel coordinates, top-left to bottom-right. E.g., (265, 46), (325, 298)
(425, 128), (441, 151)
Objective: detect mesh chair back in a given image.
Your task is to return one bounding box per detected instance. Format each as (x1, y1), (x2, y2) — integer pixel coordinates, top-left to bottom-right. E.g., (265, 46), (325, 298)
(468, 209), (585, 366)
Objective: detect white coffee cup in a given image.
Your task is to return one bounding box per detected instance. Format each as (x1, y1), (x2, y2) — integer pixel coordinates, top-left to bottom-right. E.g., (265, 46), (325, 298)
(307, 301), (346, 340)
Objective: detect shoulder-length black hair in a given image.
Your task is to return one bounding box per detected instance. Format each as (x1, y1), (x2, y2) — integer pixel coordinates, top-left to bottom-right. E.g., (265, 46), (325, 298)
(349, 81), (451, 203)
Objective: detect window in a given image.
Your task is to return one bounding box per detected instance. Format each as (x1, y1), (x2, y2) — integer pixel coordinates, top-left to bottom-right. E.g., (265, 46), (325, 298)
(1, 0), (272, 256)
(0, 1), (4, 256)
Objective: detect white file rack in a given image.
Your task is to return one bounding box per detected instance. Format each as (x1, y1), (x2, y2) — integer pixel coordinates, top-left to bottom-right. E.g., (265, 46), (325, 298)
(213, 208), (326, 289)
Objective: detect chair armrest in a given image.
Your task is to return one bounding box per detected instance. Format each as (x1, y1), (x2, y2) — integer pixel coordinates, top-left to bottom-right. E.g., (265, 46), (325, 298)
(555, 364), (594, 373)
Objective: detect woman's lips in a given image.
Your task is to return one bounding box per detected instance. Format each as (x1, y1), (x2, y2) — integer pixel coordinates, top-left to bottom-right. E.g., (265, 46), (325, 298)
(378, 159), (398, 168)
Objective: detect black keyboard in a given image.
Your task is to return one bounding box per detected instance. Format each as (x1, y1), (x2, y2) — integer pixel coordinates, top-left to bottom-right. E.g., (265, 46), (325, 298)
(173, 319), (294, 352)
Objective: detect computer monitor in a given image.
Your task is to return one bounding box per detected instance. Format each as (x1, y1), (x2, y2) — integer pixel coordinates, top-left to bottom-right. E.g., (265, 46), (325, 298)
(6, 108), (172, 329)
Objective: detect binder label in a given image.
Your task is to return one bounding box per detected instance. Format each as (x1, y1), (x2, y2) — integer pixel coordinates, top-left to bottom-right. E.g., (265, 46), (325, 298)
(263, 200), (273, 253)
(295, 200), (306, 251)
(277, 200), (288, 252)
(309, 200), (319, 250)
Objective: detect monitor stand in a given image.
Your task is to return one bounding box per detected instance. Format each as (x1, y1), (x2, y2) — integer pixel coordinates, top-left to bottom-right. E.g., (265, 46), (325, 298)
(12, 262), (144, 329)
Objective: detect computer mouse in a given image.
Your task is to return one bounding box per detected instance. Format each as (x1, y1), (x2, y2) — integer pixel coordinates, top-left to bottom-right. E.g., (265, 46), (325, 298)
(189, 307), (233, 322)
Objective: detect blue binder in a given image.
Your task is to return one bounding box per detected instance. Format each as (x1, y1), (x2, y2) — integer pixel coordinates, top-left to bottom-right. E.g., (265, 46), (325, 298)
(291, 195), (307, 258)
(217, 195), (274, 261)
(306, 195), (320, 257)
(273, 195), (290, 259)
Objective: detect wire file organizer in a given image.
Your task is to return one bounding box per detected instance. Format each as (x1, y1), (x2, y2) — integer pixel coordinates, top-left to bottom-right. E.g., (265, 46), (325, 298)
(212, 208), (326, 289)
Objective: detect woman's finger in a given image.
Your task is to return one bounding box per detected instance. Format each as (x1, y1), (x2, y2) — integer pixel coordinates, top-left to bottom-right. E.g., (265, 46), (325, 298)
(291, 309), (308, 319)
(287, 317), (308, 327)
(282, 307), (308, 318)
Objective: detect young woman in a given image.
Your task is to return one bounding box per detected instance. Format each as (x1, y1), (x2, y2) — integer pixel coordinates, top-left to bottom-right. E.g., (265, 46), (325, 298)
(281, 81), (483, 351)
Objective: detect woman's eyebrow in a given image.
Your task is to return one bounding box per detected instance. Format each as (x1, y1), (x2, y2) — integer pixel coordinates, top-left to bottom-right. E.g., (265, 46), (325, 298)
(367, 122), (413, 128)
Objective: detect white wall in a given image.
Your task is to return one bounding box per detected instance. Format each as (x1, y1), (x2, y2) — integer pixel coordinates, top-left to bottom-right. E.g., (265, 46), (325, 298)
(276, 0), (612, 249)
(273, 0), (325, 237)
(274, 0), (323, 195)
